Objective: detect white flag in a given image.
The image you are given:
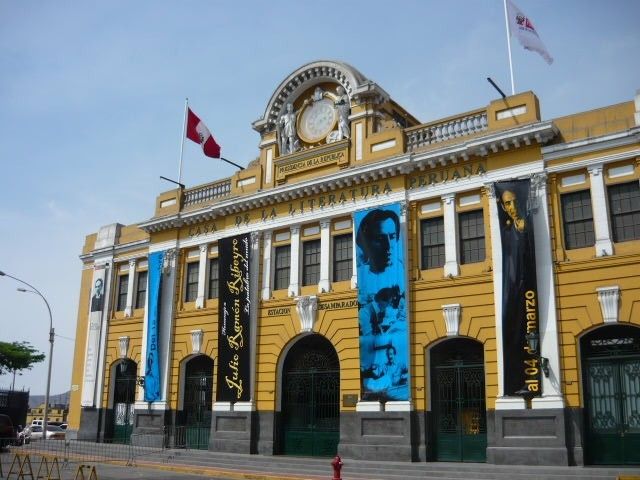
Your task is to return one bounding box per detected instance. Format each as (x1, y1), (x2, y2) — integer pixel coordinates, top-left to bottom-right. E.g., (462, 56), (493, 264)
(507, 0), (553, 65)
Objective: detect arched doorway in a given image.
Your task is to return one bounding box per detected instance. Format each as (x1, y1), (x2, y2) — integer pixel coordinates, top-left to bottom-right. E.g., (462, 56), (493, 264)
(179, 355), (214, 450)
(430, 338), (487, 462)
(281, 335), (340, 457)
(581, 325), (640, 465)
(111, 359), (136, 444)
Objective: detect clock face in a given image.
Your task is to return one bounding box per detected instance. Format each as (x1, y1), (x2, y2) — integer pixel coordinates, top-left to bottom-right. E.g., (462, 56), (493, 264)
(298, 98), (337, 143)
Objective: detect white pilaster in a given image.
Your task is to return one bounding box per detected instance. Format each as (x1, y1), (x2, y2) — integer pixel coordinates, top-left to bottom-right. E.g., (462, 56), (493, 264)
(261, 231), (273, 300)
(485, 183), (524, 408)
(124, 259), (136, 317)
(195, 244), (208, 309)
(351, 216), (358, 289)
(288, 226), (301, 297)
(442, 193), (460, 277)
(318, 221), (331, 293)
(248, 232), (261, 408)
(587, 164), (614, 257)
(529, 173), (564, 409)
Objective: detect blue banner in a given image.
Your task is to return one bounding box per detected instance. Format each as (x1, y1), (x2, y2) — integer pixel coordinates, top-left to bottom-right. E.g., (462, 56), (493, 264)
(144, 250), (163, 402)
(355, 203), (409, 401)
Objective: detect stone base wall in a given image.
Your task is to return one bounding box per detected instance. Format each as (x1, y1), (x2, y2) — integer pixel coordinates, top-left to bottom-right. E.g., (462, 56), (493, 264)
(209, 410), (256, 454)
(77, 407), (102, 442)
(131, 408), (172, 448)
(486, 408), (569, 465)
(338, 410), (422, 461)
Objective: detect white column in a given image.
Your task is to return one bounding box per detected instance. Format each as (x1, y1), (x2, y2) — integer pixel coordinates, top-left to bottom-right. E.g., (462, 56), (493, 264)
(288, 226), (301, 297)
(529, 174), (564, 409)
(262, 231), (273, 300)
(351, 216), (358, 289)
(393, 202), (412, 412)
(442, 193), (460, 277)
(486, 183), (525, 409)
(587, 164), (614, 257)
(124, 259), (136, 317)
(195, 244), (208, 309)
(318, 221), (331, 293)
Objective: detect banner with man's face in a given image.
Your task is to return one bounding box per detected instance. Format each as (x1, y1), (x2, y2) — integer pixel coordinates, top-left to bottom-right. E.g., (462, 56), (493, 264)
(355, 204), (409, 401)
(81, 266), (107, 407)
(495, 180), (542, 397)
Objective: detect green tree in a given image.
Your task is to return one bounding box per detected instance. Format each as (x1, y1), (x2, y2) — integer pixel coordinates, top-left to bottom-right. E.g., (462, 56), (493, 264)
(0, 341), (45, 390)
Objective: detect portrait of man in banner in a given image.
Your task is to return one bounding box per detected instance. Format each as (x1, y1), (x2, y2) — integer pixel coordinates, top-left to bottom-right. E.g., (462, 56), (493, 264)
(355, 204), (409, 402)
(90, 277), (104, 312)
(495, 180), (541, 397)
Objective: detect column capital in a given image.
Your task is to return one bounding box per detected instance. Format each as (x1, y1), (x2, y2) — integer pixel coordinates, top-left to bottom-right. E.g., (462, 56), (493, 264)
(587, 163), (604, 176)
(483, 182), (496, 200)
(199, 244), (208, 254)
(441, 193), (456, 204)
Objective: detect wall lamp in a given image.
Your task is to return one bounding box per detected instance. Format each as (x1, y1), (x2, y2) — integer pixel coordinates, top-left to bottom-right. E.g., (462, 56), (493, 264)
(525, 331), (550, 378)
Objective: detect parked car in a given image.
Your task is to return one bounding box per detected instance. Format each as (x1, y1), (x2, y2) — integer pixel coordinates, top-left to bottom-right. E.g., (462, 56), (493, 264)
(25, 425), (66, 441)
(0, 414), (16, 448)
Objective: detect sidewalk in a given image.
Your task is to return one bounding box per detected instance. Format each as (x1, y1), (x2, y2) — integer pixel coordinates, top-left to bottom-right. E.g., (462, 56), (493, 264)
(4, 444), (640, 480)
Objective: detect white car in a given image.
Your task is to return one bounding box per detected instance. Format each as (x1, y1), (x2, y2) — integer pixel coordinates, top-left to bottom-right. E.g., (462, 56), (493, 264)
(22, 425), (66, 442)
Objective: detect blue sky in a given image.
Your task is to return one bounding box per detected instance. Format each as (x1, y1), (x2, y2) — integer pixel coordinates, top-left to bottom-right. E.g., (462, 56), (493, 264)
(1, 0), (638, 396)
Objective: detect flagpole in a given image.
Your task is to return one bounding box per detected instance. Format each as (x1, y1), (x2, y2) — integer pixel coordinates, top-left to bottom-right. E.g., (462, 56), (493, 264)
(503, 0), (515, 95)
(178, 98), (188, 187)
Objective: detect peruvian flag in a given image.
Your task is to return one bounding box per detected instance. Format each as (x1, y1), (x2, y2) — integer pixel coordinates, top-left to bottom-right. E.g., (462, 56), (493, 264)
(186, 108), (221, 158)
(507, 0), (553, 65)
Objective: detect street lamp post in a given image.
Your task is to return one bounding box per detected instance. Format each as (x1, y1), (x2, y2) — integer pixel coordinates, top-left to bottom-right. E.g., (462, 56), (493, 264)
(0, 270), (54, 442)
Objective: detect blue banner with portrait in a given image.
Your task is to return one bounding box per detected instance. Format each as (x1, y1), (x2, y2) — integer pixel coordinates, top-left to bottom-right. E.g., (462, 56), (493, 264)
(144, 250), (163, 402)
(355, 203), (409, 401)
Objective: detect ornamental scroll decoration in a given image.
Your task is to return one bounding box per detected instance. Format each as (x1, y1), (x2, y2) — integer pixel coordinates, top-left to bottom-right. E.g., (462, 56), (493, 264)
(596, 286), (620, 324)
(191, 329), (204, 354)
(296, 295), (318, 333)
(442, 304), (461, 337)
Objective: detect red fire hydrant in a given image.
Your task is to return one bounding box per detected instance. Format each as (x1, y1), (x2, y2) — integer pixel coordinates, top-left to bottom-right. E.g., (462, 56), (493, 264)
(331, 455), (343, 480)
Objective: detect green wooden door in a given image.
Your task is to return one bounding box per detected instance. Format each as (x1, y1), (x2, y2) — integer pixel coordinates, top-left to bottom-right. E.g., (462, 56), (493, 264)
(431, 339), (487, 462)
(585, 356), (640, 465)
(112, 361), (136, 444)
(282, 335), (340, 457)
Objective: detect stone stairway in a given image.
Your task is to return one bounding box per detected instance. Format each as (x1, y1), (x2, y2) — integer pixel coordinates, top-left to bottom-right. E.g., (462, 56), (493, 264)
(133, 448), (640, 480)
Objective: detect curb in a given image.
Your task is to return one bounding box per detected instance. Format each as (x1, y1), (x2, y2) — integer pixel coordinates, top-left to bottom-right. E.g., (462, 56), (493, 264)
(134, 460), (329, 480)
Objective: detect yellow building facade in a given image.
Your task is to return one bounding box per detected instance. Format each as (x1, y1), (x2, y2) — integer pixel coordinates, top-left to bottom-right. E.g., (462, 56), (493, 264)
(68, 61), (640, 466)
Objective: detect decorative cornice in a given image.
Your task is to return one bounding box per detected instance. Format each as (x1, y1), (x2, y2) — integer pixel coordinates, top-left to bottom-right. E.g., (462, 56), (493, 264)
(139, 121), (557, 235)
(542, 127), (640, 162)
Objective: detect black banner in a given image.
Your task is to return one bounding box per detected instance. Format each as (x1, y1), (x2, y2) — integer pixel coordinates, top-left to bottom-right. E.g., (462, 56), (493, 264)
(495, 180), (542, 397)
(217, 233), (251, 402)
